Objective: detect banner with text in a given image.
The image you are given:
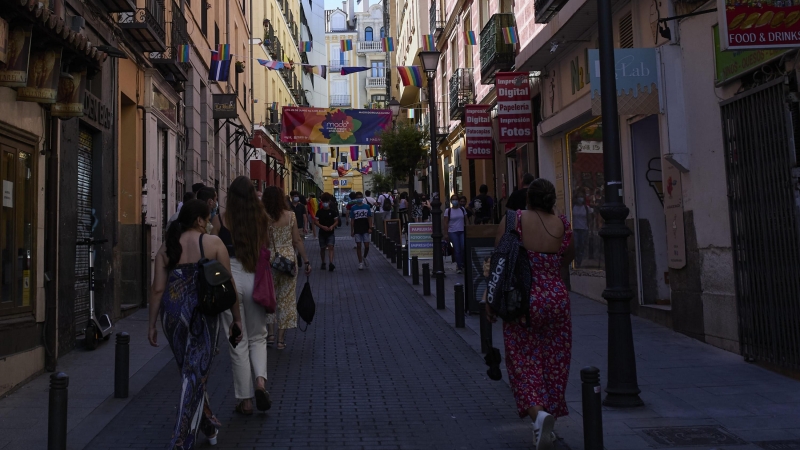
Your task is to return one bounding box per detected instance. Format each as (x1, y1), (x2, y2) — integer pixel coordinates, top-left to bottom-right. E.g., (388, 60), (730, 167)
(495, 72), (534, 144)
(281, 107), (392, 145)
(465, 105), (493, 159)
(588, 48), (659, 116)
(718, 0), (800, 50)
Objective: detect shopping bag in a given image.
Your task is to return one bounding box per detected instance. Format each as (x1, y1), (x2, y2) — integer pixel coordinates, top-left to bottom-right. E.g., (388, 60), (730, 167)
(253, 247), (276, 313)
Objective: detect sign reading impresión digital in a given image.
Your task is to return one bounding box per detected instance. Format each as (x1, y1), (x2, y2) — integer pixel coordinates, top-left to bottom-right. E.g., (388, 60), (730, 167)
(495, 72), (534, 144)
(465, 105), (492, 160)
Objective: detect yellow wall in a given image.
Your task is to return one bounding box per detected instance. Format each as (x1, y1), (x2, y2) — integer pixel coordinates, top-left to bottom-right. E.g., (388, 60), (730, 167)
(117, 58), (144, 225)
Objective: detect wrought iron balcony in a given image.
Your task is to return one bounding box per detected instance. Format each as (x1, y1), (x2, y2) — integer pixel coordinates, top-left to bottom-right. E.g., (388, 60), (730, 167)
(329, 59), (349, 72)
(150, 7), (190, 82)
(119, 0), (167, 52)
(449, 68), (474, 120)
(366, 76), (387, 89)
(429, 3), (444, 38)
(480, 13), (516, 85)
(268, 35), (283, 61)
(106, 0), (136, 12)
(535, 0), (570, 23)
(331, 95), (351, 107)
(358, 41), (383, 53)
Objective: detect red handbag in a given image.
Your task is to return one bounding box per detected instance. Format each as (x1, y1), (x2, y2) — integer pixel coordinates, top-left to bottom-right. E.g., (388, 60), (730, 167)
(253, 247), (276, 313)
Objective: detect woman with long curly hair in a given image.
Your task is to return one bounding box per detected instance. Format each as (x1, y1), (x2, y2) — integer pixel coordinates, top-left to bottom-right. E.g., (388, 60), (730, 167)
(262, 186), (311, 350)
(218, 176), (273, 415)
(148, 199), (242, 448)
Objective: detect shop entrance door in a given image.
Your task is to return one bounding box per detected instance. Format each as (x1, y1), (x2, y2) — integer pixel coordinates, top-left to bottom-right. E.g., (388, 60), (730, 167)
(720, 77), (800, 370)
(74, 130), (93, 335)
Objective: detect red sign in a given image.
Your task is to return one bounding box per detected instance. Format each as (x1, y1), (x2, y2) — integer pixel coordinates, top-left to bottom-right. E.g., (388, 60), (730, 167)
(465, 105), (493, 159)
(495, 72), (533, 143)
(719, 0), (800, 50)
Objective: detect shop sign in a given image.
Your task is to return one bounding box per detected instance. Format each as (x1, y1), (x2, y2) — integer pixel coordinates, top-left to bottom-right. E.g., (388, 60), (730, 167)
(408, 223), (433, 259)
(663, 159), (686, 269)
(464, 105), (493, 160)
(212, 93), (238, 119)
(0, 18), (8, 65)
(83, 92), (112, 129)
(577, 140), (603, 153)
(589, 48), (659, 116)
(0, 24), (32, 87)
(713, 25), (786, 85)
(718, 0), (800, 50)
(52, 70), (87, 118)
(17, 48), (63, 103)
(153, 86), (177, 123)
(495, 72), (534, 144)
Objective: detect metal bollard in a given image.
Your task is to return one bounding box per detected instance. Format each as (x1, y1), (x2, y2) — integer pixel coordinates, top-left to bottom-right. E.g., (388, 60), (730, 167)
(389, 240), (396, 262)
(581, 367), (604, 450)
(454, 284), (465, 328)
(435, 271), (445, 310)
(402, 247), (409, 275)
(396, 244), (403, 269)
(411, 256), (419, 285)
(422, 263), (431, 295)
(115, 332), (130, 398)
(48, 372), (68, 450)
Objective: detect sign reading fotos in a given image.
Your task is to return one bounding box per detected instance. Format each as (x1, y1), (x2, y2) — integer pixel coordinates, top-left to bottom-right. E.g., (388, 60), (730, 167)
(589, 48), (660, 116)
(17, 48), (63, 103)
(495, 72), (534, 144)
(212, 93), (237, 119)
(464, 105), (493, 160)
(0, 24), (32, 87)
(718, 0), (800, 50)
(52, 70), (87, 118)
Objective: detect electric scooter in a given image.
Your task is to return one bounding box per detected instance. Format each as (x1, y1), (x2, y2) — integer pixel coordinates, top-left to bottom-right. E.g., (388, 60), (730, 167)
(79, 237), (112, 350)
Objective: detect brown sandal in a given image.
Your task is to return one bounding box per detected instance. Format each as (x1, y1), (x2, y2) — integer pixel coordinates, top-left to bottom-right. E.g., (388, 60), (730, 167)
(234, 400), (253, 415)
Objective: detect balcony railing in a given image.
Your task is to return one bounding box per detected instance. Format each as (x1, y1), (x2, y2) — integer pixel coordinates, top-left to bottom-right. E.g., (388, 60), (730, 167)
(479, 13), (516, 85)
(149, 4), (190, 82)
(366, 76), (387, 89)
(329, 59), (349, 71)
(358, 41), (384, 53)
(331, 95), (351, 106)
(119, 0), (167, 52)
(429, 2), (444, 38)
(449, 68), (474, 120)
(535, 0), (570, 23)
(106, 0), (136, 12)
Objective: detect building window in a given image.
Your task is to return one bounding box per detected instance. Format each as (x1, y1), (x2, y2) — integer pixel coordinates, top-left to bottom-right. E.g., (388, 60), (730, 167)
(365, 26), (373, 41)
(201, 0), (207, 36)
(371, 61), (384, 77)
(380, 27), (385, 38)
(332, 13), (345, 31)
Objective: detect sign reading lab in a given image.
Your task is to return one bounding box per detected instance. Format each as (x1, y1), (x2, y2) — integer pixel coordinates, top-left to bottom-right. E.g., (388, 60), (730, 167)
(589, 48), (660, 116)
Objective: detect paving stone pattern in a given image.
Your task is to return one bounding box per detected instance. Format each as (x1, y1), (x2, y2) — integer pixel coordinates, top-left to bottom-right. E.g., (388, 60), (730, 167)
(85, 230), (535, 449)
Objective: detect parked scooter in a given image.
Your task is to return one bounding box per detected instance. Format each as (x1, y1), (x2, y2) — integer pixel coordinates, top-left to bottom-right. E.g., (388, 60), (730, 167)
(79, 237), (112, 350)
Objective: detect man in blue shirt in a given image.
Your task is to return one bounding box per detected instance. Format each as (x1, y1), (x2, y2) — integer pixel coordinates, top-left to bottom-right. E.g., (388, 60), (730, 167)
(349, 191), (374, 270)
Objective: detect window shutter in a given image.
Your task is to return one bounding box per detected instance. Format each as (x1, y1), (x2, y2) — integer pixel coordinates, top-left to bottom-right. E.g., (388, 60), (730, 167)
(618, 12), (633, 48)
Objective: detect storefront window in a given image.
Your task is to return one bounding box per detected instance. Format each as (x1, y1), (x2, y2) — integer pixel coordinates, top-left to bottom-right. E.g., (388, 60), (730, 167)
(566, 118), (605, 270)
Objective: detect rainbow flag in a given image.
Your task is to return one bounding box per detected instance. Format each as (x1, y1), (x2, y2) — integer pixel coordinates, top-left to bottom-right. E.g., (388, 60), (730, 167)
(502, 27), (518, 44)
(340, 39), (353, 52)
(464, 31), (477, 45)
(398, 66), (423, 87)
(177, 45), (191, 62)
(350, 146), (359, 161)
(422, 35), (435, 51)
(271, 101), (278, 110)
(216, 44), (231, 60)
(299, 41), (312, 52)
(408, 108), (415, 119)
(382, 37), (395, 52)
(320, 152), (328, 163)
(366, 145), (376, 158)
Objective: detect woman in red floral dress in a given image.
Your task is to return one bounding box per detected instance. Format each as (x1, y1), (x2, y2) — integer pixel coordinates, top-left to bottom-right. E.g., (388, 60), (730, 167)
(489, 178), (574, 450)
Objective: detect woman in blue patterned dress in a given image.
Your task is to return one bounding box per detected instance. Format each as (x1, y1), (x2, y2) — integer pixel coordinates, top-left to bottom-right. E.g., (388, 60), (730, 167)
(148, 199), (243, 449)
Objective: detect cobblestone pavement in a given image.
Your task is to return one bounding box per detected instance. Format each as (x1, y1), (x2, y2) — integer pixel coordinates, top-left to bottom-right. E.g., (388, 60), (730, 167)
(85, 228), (535, 449)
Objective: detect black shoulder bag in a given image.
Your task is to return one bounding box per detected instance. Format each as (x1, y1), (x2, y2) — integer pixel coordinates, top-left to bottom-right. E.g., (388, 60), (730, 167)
(196, 234), (237, 316)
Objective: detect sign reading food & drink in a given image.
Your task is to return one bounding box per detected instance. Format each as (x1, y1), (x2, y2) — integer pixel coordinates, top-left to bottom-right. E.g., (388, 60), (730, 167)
(464, 105), (493, 160)
(719, 0), (800, 50)
(495, 72), (534, 144)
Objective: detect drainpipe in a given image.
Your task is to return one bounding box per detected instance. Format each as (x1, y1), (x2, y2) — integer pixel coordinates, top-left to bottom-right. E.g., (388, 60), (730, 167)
(137, 104), (149, 308)
(44, 112), (58, 371)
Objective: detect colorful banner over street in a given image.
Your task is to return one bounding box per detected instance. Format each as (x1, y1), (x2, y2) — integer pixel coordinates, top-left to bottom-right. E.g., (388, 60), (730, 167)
(718, 0), (800, 50)
(280, 107), (392, 145)
(495, 72), (534, 144)
(465, 105), (493, 160)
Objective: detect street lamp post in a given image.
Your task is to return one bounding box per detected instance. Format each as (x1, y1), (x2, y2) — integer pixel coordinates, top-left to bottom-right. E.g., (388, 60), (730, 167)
(596, 0), (643, 407)
(388, 97), (401, 219)
(419, 51), (443, 276)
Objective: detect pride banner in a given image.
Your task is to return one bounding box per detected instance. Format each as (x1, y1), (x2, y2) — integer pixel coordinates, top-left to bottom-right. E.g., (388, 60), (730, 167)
(281, 107), (392, 145)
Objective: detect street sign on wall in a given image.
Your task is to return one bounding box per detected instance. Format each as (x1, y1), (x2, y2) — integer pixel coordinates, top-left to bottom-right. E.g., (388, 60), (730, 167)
(495, 72), (534, 144)
(465, 105), (493, 159)
(718, 0), (800, 50)
(212, 94), (237, 119)
(713, 25), (786, 85)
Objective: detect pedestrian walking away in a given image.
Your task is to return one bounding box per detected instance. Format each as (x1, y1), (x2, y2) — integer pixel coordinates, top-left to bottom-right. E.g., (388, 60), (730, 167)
(443, 194), (468, 274)
(506, 173), (535, 212)
(306, 193), (319, 238)
(470, 184), (494, 225)
(148, 199), (243, 449)
(487, 178), (575, 450)
(263, 187), (312, 351)
(289, 191), (308, 265)
(312, 192), (339, 271)
(217, 176), (273, 415)
(364, 190), (376, 211)
(349, 191), (373, 270)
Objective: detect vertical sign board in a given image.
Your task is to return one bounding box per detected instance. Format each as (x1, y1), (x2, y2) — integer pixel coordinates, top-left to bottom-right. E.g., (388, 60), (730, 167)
(495, 72), (534, 144)
(464, 225), (498, 314)
(718, 0), (800, 50)
(0, 24), (32, 87)
(663, 159), (686, 269)
(17, 48), (63, 103)
(465, 105), (493, 159)
(384, 219), (402, 246)
(408, 223), (433, 259)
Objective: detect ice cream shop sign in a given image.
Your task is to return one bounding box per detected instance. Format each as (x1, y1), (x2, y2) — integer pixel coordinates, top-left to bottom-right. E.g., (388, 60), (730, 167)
(718, 0), (800, 50)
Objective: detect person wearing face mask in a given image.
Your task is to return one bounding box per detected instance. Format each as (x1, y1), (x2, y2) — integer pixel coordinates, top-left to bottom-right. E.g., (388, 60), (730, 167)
(312, 192), (339, 271)
(349, 192), (373, 270)
(443, 194), (468, 274)
(196, 187), (220, 235)
(571, 193), (593, 267)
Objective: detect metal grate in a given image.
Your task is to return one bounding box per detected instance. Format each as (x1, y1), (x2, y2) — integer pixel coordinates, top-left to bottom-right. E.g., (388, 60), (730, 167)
(74, 131), (93, 335)
(618, 12), (633, 48)
(721, 77), (800, 371)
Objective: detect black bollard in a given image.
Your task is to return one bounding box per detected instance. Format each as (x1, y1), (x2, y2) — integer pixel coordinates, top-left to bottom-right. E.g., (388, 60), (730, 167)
(411, 256), (419, 285)
(385, 238), (391, 257)
(48, 372), (68, 450)
(454, 284), (465, 328)
(396, 244), (403, 269)
(422, 263), (431, 296)
(378, 233), (384, 252)
(435, 271), (445, 310)
(402, 247), (409, 275)
(581, 367), (604, 450)
(389, 240), (396, 262)
(115, 332), (130, 398)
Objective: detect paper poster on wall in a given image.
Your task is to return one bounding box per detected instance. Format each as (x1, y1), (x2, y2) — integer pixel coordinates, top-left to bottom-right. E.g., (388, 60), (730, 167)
(3, 180), (13, 208)
(663, 159), (686, 269)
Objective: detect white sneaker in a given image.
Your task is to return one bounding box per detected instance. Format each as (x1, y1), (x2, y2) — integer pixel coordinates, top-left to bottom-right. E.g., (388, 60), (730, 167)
(532, 411), (555, 450)
(363, 257), (369, 267)
(358, 262), (364, 270)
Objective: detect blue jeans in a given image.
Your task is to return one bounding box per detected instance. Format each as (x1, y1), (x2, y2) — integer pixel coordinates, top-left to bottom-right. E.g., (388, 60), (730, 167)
(449, 231), (465, 270)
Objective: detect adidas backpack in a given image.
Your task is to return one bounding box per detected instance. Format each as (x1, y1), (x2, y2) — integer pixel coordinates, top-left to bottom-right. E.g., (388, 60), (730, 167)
(486, 210), (532, 322)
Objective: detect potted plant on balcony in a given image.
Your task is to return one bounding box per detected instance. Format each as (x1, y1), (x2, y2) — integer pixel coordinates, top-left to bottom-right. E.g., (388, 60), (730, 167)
(235, 61), (246, 73)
